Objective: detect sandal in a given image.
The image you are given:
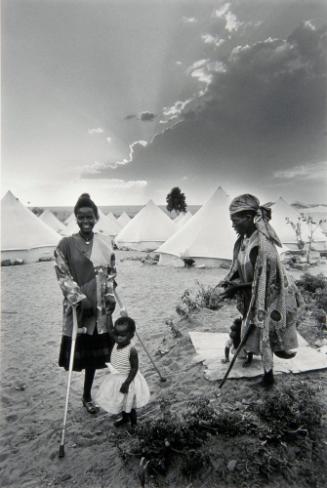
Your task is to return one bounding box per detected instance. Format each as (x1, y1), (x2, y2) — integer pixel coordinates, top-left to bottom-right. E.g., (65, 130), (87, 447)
(82, 398), (99, 414)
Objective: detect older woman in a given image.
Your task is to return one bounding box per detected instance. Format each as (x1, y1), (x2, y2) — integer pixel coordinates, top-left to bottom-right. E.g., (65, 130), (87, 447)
(54, 193), (117, 413)
(218, 194), (301, 387)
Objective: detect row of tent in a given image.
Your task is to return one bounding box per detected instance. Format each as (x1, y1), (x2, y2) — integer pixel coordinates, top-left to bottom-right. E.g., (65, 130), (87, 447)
(1, 188), (327, 265)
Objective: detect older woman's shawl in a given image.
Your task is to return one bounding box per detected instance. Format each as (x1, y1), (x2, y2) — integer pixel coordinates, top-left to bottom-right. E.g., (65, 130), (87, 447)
(224, 232), (301, 355)
(54, 234), (116, 337)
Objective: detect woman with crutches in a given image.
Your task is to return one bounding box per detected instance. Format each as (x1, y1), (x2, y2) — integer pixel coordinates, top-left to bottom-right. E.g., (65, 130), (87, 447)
(54, 193), (117, 420)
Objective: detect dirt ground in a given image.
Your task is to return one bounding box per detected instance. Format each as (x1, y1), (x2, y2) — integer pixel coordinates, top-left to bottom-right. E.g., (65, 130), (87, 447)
(1, 252), (326, 488)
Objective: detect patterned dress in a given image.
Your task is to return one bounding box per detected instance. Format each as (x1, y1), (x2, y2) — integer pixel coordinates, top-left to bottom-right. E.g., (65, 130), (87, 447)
(96, 343), (150, 414)
(54, 233), (116, 371)
(224, 231), (301, 372)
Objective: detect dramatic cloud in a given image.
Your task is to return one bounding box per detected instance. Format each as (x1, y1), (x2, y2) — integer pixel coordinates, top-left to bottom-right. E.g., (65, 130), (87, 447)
(82, 140), (148, 177)
(88, 127), (104, 134)
(187, 58), (226, 87)
(92, 21), (327, 201)
(212, 3), (243, 33)
(213, 3), (230, 19)
(139, 111), (156, 121)
(161, 99), (192, 123)
(201, 34), (225, 48)
(124, 112), (156, 122)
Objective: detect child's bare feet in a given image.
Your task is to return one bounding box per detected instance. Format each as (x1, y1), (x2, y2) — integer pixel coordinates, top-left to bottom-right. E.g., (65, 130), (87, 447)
(221, 358), (230, 364)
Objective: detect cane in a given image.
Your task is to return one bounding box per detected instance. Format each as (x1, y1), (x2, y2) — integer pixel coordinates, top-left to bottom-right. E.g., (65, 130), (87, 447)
(219, 323), (254, 388)
(58, 305), (78, 458)
(113, 288), (167, 383)
(219, 279), (258, 389)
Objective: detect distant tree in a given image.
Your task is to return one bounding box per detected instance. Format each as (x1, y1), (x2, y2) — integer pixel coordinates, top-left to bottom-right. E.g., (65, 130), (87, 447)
(286, 215), (322, 264)
(31, 207), (44, 216)
(166, 187), (187, 216)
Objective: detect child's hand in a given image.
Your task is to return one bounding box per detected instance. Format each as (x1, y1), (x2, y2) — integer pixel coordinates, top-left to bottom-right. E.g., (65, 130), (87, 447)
(120, 381), (129, 394)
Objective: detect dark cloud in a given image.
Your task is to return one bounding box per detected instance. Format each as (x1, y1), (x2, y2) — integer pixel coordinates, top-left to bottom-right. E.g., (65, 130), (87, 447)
(124, 112), (156, 122)
(139, 111), (156, 121)
(93, 22), (327, 199)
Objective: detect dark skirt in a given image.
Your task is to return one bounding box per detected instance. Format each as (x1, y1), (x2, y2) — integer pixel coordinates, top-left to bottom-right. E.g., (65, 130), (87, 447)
(58, 330), (114, 371)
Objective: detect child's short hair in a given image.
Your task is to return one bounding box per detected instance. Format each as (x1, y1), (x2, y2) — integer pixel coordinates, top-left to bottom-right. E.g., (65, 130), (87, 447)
(114, 316), (136, 336)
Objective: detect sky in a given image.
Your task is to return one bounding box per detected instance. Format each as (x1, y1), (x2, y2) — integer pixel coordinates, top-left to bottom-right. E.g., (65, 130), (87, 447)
(2, 0), (327, 206)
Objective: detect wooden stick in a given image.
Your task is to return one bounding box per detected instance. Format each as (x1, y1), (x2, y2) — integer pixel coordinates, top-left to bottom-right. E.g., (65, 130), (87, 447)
(113, 288), (167, 382)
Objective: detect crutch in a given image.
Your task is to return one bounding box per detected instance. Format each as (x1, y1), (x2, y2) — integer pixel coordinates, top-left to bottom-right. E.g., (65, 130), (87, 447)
(58, 305), (78, 458)
(113, 288), (167, 383)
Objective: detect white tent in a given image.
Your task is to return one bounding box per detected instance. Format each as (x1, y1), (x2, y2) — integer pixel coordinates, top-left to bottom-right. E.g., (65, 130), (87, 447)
(174, 211), (193, 228)
(65, 208), (121, 240)
(156, 187), (235, 267)
(300, 205), (327, 220)
(117, 211), (131, 228)
(64, 212), (75, 225)
(1, 191), (61, 263)
(39, 209), (68, 236)
(115, 200), (176, 251)
(320, 221), (327, 236)
(271, 197), (326, 251)
(300, 206), (327, 237)
(105, 212), (122, 235)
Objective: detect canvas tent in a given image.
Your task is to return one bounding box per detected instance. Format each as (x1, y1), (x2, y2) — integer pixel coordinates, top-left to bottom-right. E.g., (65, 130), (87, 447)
(270, 197), (326, 251)
(156, 187), (235, 267)
(117, 211), (131, 228)
(64, 212), (75, 225)
(300, 206), (327, 237)
(115, 200), (176, 251)
(300, 205), (327, 221)
(174, 211), (193, 228)
(1, 191), (61, 263)
(105, 212), (122, 235)
(65, 208), (121, 240)
(321, 221), (327, 236)
(39, 209), (68, 236)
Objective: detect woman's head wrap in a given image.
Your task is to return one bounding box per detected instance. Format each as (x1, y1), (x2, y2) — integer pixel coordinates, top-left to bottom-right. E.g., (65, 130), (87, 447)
(74, 193), (99, 220)
(229, 193), (282, 247)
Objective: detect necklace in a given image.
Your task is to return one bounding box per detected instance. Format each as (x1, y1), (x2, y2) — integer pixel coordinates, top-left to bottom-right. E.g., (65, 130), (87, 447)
(79, 232), (94, 245)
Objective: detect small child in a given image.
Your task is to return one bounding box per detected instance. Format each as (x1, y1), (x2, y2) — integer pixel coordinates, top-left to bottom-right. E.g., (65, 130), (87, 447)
(221, 318), (253, 367)
(96, 316), (150, 428)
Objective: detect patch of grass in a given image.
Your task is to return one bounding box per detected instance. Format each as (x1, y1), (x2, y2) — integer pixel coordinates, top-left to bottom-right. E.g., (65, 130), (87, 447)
(296, 273), (327, 294)
(176, 281), (226, 316)
(253, 383), (323, 438)
(116, 383), (326, 487)
(296, 273), (327, 331)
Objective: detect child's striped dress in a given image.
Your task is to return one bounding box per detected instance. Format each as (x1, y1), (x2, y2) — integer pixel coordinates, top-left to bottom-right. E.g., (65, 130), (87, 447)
(96, 343), (150, 414)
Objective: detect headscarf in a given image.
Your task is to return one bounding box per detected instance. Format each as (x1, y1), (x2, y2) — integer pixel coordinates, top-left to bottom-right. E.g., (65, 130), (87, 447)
(74, 193), (99, 220)
(229, 193), (282, 247)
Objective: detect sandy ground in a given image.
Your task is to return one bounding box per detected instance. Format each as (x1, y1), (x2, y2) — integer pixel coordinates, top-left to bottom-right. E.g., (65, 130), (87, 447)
(1, 252), (326, 488)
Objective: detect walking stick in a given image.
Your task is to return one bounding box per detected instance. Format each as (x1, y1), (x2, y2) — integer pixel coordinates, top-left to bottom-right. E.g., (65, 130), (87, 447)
(219, 277), (258, 389)
(219, 323), (255, 389)
(113, 288), (167, 383)
(58, 305), (78, 458)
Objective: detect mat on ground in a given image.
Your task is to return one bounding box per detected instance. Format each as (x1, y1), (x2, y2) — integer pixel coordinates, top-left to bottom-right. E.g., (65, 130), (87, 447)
(189, 331), (327, 382)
